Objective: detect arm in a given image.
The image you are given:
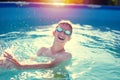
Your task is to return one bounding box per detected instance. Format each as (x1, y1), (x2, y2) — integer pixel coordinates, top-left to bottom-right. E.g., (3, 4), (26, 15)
(19, 53), (72, 69)
(9, 53), (72, 69)
(9, 57), (63, 69)
(20, 59), (60, 69)
(8, 51), (71, 69)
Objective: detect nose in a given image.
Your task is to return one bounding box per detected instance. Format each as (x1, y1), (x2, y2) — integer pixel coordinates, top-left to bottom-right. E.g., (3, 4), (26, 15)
(60, 31), (64, 36)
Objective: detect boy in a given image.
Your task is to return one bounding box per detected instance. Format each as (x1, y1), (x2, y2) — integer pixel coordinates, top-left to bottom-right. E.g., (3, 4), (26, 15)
(1, 20), (73, 69)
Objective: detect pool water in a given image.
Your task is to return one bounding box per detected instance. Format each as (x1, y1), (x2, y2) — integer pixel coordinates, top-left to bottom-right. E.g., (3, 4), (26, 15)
(0, 23), (120, 80)
(0, 2), (120, 80)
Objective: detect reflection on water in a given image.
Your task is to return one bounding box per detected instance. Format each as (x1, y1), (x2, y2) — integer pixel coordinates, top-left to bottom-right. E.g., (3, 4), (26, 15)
(0, 23), (120, 80)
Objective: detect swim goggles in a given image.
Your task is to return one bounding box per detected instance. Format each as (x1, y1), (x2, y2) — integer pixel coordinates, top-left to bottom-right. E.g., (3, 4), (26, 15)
(56, 27), (72, 36)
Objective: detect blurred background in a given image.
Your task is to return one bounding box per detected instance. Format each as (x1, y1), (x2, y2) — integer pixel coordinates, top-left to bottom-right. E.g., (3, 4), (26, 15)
(0, 0), (120, 6)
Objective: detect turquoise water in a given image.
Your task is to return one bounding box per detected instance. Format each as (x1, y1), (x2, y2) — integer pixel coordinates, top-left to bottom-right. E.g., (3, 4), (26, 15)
(0, 23), (120, 80)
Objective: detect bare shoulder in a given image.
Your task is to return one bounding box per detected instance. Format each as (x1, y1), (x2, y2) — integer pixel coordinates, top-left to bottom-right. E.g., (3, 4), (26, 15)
(37, 47), (48, 56)
(40, 47), (48, 51)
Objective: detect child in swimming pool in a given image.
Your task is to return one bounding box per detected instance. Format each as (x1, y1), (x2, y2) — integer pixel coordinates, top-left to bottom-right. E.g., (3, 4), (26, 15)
(3, 20), (73, 69)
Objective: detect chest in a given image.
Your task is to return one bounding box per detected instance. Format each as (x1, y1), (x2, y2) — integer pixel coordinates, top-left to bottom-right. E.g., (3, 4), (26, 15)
(42, 50), (65, 59)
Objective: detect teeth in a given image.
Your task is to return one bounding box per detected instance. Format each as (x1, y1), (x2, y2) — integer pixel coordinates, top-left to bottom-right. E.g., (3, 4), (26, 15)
(58, 36), (64, 40)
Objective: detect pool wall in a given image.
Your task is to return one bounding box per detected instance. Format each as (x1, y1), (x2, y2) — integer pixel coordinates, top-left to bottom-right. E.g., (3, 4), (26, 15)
(0, 2), (120, 34)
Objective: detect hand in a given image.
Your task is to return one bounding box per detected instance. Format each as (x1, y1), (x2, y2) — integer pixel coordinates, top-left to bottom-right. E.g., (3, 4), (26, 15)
(7, 57), (22, 69)
(3, 52), (13, 59)
(3, 52), (21, 69)
(8, 57), (20, 64)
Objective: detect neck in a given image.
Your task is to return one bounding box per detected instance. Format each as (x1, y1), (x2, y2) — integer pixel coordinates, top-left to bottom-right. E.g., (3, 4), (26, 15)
(51, 41), (65, 54)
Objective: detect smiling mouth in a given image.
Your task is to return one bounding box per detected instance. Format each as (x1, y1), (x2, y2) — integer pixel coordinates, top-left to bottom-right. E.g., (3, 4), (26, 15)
(58, 36), (65, 40)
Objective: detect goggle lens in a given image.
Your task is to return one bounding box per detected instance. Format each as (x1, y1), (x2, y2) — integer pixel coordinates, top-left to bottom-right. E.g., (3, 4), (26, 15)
(56, 27), (71, 36)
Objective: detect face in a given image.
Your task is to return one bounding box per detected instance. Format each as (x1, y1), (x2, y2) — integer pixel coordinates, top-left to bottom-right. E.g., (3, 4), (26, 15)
(53, 24), (72, 43)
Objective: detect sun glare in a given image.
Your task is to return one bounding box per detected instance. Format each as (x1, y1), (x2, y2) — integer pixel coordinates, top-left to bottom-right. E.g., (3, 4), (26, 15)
(48, 0), (67, 6)
(50, 0), (65, 3)
(52, 2), (66, 6)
